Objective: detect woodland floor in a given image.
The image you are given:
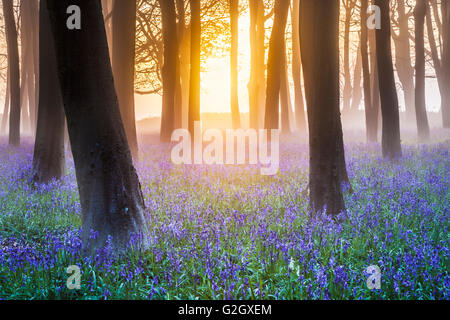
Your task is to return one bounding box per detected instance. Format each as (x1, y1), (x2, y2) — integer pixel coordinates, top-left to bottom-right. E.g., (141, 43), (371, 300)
(0, 130), (448, 300)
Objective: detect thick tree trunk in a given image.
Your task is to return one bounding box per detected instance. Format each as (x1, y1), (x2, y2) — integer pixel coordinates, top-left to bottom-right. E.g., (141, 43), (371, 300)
(160, 0), (180, 142)
(291, 0), (306, 133)
(2, 0), (20, 147)
(300, 0), (347, 215)
(375, 0), (402, 159)
(414, 0), (430, 142)
(189, 0), (201, 136)
(46, 0), (148, 252)
(112, 0), (139, 157)
(264, 0), (290, 130)
(230, 0), (241, 129)
(392, 0), (415, 123)
(32, 0), (66, 184)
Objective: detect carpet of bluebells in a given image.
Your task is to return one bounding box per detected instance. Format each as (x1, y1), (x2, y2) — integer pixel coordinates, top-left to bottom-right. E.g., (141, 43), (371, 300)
(0, 131), (448, 300)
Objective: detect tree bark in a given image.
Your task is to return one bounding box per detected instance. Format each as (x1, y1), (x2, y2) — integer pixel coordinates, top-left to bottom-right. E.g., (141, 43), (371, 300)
(280, 40), (291, 135)
(1, 66), (10, 135)
(362, 0), (377, 142)
(442, 0), (450, 127)
(32, 0), (66, 184)
(375, 0), (402, 159)
(392, 0), (415, 123)
(264, 0), (290, 130)
(414, 0), (430, 142)
(291, 0), (306, 133)
(2, 0), (21, 147)
(230, 0), (241, 129)
(189, 0), (201, 136)
(46, 0), (148, 252)
(300, 0), (347, 215)
(112, 0), (139, 157)
(160, 0), (180, 142)
(248, 0), (264, 129)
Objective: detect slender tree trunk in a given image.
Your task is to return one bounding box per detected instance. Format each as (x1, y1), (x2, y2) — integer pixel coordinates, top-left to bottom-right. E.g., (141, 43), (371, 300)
(160, 0), (180, 142)
(2, 0), (20, 147)
(375, 0), (402, 159)
(112, 0), (139, 157)
(248, 0), (264, 129)
(280, 40), (291, 135)
(173, 0), (184, 129)
(264, 0), (290, 130)
(32, 0), (66, 184)
(342, 2), (353, 114)
(189, 0), (201, 136)
(230, 0), (241, 129)
(362, 0), (376, 142)
(46, 0), (148, 252)
(442, 0), (450, 127)
(351, 39), (363, 112)
(300, 0), (347, 215)
(414, 0), (430, 142)
(1, 66), (10, 135)
(369, 24), (380, 141)
(291, 0), (306, 133)
(392, 0), (415, 123)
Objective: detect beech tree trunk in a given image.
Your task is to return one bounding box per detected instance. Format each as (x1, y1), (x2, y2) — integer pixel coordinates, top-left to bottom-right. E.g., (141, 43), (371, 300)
(230, 0), (241, 129)
(392, 0), (415, 123)
(160, 0), (180, 142)
(264, 0), (290, 130)
(291, 0), (306, 133)
(248, 0), (265, 129)
(189, 0), (201, 136)
(2, 0), (20, 147)
(375, 0), (402, 159)
(442, 0), (450, 127)
(280, 40), (291, 135)
(362, 0), (377, 142)
(300, 0), (347, 215)
(46, 0), (148, 252)
(112, 0), (139, 157)
(1, 66), (10, 135)
(414, 0), (430, 142)
(32, 0), (66, 184)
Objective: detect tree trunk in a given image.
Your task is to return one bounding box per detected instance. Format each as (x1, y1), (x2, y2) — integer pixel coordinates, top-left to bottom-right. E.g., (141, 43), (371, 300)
(248, 0), (264, 129)
(2, 0), (20, 147)
(392, 0), (415, 123)
(230, 0), (241, 129)
(112, 0), (139, 157)
(351, 39), (363, 112)
(291, 0), (306, 133)
(342, 1), (353, 114)
(173, 0), (184, 130)
(32, 0), (66, 184)
(375, 0), (402, 159)
(160, 0), (180, 142)
(46, 0), (148, 253)
(1, 66), (10, 135)
(362, 0), (376, 142)
(442, 0), (450, 127)
(264, 0), (290, 130)
(280, 40), (291, 135)
(189, 0), (201, 136)
(414, 0), (430, 142)
(300, 0), (347, 215)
